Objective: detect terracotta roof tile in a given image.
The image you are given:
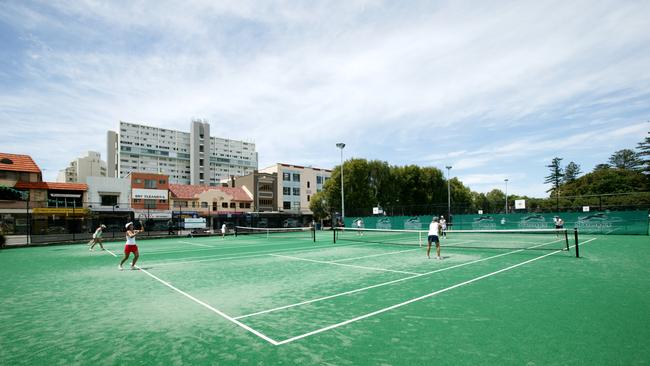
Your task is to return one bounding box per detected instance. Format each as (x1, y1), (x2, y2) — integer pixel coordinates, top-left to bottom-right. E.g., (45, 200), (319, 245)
(169, 184), (252, 201)
(0, 153), (41, 173)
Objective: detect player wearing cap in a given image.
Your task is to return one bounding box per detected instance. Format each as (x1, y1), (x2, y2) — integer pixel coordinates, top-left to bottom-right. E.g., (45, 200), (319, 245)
(119, 222), (143, 270)
(89, 224), (107, 251)
(427, 217), (442, 260)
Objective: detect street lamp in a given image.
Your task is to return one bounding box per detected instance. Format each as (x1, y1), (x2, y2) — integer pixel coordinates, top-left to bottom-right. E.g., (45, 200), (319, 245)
(445, 166), (452, 219)
(336, 143), (346, 224)
(504, 178), (509, 214)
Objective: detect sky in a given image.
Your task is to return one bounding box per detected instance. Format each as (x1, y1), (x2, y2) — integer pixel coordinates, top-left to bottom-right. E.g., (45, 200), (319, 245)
(1, 0), (649, 197)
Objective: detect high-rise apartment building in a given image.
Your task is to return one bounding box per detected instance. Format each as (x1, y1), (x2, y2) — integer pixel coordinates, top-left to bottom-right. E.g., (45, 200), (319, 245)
(107, 120), (257, 185)
(57, 151), (107, 183)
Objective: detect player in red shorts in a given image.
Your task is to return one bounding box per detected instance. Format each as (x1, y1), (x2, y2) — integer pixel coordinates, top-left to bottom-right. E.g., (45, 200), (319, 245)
(119, 222), (143, 270)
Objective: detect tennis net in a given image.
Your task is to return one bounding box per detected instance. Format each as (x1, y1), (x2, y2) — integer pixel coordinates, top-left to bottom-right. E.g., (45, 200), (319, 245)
(235, 226), (316, 241)
(334, 227), (579, 256)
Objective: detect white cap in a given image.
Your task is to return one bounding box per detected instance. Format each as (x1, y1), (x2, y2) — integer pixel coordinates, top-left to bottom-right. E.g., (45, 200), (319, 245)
(125, 222), (133, 229)
(101, 224), (106, 229)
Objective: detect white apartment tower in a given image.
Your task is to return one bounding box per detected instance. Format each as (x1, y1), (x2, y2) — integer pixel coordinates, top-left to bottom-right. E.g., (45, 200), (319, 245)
(107, 120), (257, 185)
(57, 151), (107, 183)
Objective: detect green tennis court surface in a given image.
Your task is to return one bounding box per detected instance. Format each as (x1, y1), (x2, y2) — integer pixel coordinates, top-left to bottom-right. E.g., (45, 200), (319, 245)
(1, 231), (649, 365)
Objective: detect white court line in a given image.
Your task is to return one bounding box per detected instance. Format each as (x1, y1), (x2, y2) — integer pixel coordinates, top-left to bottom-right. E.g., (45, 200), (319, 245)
(142, 241), (391, 267)
(270, 254), (422, 276)
(274, 238), (597, 345)
(332, 248), (419, 262)
(233, 238), (563, 320)
(104, 248), (278, 345)
(179, 240), (213, 248)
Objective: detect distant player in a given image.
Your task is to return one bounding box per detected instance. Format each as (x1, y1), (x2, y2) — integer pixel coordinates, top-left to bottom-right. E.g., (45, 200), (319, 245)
(427, 217), (442, 260)
(119, 222), (143, 270)
(439, 216), (447, 238)
(356, 219), (363, 235)
(89, 224), (106, 251)
(554, 216), (565, 238)
(221, 223), (227, 238)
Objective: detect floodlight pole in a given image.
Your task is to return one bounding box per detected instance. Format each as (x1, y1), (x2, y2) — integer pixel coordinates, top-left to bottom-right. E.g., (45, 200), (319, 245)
(504, 178), (509, 214)
(445, 166), (452, 219)
(336, 143), (346, 224)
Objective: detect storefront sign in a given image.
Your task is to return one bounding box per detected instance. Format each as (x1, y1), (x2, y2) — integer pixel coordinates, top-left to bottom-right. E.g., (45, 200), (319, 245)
(132, 189), (168, 200)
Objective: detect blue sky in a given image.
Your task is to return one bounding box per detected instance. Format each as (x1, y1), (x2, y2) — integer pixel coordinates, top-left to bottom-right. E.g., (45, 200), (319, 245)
(1, 0), (648, 197)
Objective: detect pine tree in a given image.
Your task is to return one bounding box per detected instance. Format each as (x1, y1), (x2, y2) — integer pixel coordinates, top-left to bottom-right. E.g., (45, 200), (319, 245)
(564, 161), (582, 183)
(608, 149), (643, 170)
(637, 132), (650, 175)
(544, 157), (564, 211)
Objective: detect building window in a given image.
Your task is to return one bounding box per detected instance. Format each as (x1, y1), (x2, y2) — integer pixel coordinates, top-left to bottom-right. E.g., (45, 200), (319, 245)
(222, 202), (228, 208)
(159, 180), (166, 185)
(317, 176), (322, 184)
(293, 173), (300, 182)
(100, 195), (118, 206)
(144, 179), (157, 189)
(213, 202), (218, 211)
(307, 181), (310, 188)
(230, 202), (236, 208)
(144, 199), (157, 209)
(201, 202), (208, 208)
(135, 179), (142, 184)
(293, 188), (300, 196)
(199, 159), (204, 166)
(239, 203), (245, 208)
(199, 145), (204, 152)
(245, 203), (251, 208)
(283, 187), (291, 195)
(283, 201), (291, 210)
(283, 172), (291, 181)
(159, 199), (167, 204)
(133, 199), (141, 203)
(307, 195), (310, 202)
(200, 173), (204, 179)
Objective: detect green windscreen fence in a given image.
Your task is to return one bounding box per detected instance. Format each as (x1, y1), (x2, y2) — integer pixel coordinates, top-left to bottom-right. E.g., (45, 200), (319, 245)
(344, 210), (649, 235)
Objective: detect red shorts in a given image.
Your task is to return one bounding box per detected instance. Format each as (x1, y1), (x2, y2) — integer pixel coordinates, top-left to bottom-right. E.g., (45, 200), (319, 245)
(124, 244), (139, 255)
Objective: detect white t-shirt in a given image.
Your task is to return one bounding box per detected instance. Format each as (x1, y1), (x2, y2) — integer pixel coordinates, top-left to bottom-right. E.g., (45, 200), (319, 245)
(221, 224), (226, 233)
(126, 232), (136, 245)
(428, 222), (440, 236)
(93, 227), (103, 239)
(440, 219), (447, 230)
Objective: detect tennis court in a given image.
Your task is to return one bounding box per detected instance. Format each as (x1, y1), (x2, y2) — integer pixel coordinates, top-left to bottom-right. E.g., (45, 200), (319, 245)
(1, 229), (649, 365)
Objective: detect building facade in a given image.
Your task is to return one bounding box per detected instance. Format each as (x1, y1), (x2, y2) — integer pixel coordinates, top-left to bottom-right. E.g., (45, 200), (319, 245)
(169, 184), (253, 228)
(130, 172), (171, 220)
(259, 164), (331, 214)
(108, 120), (257, 185)
(57, 151), (107, 183)
(233, 171), (278, 212)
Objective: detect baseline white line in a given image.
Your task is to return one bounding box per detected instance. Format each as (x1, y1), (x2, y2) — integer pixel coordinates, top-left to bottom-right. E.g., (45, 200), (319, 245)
(104, 249), (278, 345)
(234, 238), (566, 320)
(270, 254), (422, 275)
(275, 238), (597, 345)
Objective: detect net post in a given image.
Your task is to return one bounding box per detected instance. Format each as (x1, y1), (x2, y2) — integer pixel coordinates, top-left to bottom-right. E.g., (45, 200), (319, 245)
(564, 229), (569, 251)
(574, 228), (580, 258)
(312, 226), (316, 243)
(234, 226), (238, 237)
(333, 226), (337, 244)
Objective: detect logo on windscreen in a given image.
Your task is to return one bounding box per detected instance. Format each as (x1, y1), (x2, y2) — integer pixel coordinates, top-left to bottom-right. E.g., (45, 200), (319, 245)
(376, 217), (392, 230)
(518, 214), (548, 229)
(404, 217), (422, 230)
(472, 216), (496, 229)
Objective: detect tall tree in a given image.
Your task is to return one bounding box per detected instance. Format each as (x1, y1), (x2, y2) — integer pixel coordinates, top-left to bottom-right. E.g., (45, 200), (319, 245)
(637, 132), (650, 175)
(608, 149), (643, 170)
(564, 161), (582, 183)
(544, 157), (564, 211)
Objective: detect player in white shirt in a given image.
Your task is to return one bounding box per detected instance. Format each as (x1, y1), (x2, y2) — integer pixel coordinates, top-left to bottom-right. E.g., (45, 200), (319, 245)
(427, 217), (442, 260)
(89, 224), (106, 251)
(221, 223), (227, 238)
(439, 216), (447, 238)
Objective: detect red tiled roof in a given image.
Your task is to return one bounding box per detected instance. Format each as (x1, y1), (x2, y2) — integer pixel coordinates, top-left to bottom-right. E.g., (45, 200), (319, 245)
(14, 182), (88, 191)
(168, 184), (212, 199)
(169, 184), (252, 201)
(0, 153), (41, 173)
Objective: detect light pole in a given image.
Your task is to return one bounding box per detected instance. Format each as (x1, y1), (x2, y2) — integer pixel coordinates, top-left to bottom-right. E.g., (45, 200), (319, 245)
(445, 166), (452, 219)
(336, 143), (346, 224)
(504, 178), (509, 214)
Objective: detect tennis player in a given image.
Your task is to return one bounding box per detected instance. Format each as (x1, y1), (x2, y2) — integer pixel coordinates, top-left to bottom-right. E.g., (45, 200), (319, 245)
(427, 217), (442, 260)
(439, 216), (447, 238)
(89, 224), (106, 251)
(554, 216), (564, 238)
(221, 223), (227, 238)
(119, 222), (143, 270)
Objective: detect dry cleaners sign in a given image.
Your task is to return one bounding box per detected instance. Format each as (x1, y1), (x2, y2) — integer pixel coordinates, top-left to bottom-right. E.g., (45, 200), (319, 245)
(132, 189), (168, 200)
